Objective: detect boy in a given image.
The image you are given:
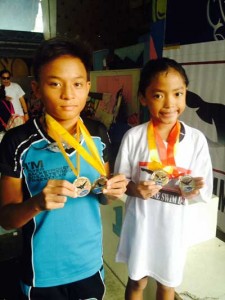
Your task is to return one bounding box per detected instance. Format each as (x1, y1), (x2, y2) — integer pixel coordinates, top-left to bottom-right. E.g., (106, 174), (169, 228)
(0, 37), (127, 300)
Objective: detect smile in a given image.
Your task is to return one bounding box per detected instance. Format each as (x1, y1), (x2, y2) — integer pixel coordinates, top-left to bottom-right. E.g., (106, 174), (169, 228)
(161, 111), (178, 116)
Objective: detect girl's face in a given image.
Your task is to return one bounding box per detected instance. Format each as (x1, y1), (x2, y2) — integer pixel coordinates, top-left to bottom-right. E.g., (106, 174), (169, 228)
(32, 55), (91, 126)
(140, 68), (187, 126)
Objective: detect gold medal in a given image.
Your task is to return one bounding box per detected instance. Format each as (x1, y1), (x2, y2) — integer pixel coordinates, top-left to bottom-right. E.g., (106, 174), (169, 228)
(179, 175), (195, 192)
(151, 170), (169, 186)
(91, 176), (108, 194)
(74, 177), (92, 197)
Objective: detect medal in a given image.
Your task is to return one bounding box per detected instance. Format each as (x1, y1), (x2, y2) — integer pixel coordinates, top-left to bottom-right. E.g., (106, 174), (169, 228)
(91, 176), (108, 194)
(147, 121), (192, 187)
(45, 114), (107, 198)
(179, 175), (195, 192)
(74, 177), (92, 197)
(151, 170), (169, 186)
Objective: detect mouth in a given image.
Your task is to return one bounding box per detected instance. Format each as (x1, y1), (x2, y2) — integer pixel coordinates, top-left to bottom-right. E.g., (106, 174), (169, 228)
(60, 105), (77, 111)
(160, 111), (178, 118)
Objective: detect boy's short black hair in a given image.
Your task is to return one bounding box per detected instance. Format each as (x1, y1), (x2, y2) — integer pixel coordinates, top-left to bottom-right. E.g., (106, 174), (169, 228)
(0, 69), (11, 78)
(138, 57), (189, 97)
(32, 36), (93, 81)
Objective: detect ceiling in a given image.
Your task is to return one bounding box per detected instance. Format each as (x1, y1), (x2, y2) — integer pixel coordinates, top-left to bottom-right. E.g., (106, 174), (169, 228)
(0, 30), (44, 58)
(57, 0), (152, 51)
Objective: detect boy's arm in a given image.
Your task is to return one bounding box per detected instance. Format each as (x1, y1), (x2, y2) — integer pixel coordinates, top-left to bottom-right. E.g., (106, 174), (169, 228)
(0, 175), (39, 229)
(0, 175), (77, 230)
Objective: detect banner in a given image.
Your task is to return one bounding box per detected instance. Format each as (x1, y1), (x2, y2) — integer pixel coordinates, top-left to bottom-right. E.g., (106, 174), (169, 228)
(164, 41), (225, 232)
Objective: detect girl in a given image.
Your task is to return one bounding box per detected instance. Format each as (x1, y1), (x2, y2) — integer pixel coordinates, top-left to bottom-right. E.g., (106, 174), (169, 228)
(114, 57), (213, 300)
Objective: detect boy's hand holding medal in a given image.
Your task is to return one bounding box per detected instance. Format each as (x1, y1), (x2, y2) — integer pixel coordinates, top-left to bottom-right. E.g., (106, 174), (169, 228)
(98, 174), (128, 203)
(34, 179), (78, 211)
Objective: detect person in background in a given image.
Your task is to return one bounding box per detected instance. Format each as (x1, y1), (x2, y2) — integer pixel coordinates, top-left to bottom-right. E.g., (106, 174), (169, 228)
(0, 36), (127, 300)
(0, 69), (29, 122)
(114, 57), (213, 300)
(27, 90), (43, 119)
(0, 85), (13, 133)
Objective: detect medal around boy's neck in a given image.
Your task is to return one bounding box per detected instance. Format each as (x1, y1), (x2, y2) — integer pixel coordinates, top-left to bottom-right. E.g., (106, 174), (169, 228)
(44, 113), (106, 177)
(41, 114), (78, 137)
(42, 113), (107, 197)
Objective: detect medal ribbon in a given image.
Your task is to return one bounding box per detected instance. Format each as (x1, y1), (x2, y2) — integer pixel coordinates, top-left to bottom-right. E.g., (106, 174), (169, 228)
(45, 114), (106, 177)
(147, 121), (185, 176)
(49, 127), (80, 177)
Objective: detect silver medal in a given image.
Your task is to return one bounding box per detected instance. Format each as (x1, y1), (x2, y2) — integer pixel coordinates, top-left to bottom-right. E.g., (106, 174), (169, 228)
(179, 175), (195, 192)
(73, 177), (92, 197)
(91, 177), (108, 194)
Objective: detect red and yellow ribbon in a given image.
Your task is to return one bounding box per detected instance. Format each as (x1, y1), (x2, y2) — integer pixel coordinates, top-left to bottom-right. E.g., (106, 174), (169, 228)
(147, 120), (190, 177)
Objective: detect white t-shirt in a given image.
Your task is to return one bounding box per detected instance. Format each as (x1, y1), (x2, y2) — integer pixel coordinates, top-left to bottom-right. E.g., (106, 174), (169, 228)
(114, 121), (213, 287)
(4, 82), (25, 116)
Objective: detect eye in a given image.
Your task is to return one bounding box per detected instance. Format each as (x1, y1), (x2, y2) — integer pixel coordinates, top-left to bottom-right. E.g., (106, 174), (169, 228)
(49, 82), (61, 87)
(175, 92), (183, 97)
(153, 93), (163, 100)
(74, 81), (84, 88)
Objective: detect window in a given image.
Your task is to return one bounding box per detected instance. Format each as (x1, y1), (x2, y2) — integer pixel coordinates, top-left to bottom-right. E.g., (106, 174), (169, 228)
(0, 0), (43, 32)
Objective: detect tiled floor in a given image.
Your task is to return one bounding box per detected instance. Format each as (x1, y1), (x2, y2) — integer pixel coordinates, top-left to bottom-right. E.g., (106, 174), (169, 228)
(104, 262), (125, 300)
(217, 228), (225, 242)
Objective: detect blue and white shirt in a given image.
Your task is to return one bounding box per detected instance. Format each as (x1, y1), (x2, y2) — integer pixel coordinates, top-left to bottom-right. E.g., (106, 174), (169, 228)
(0, 117), (110, 288)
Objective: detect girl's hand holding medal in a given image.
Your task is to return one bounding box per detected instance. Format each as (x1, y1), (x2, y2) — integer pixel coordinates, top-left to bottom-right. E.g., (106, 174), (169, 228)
(179, 176), (205, 199)
(136, 180), (162, 200)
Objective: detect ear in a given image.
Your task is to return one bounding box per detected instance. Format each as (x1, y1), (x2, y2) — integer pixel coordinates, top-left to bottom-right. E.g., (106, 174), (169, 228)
(31, 80), (41, 99)
(87, 81), (91, 93)
(139, 95), (147, 106)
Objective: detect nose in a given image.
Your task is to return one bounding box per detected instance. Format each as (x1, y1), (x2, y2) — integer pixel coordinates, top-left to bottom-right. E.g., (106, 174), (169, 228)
(164, 94), (175, 107)
(61, 84), (75, 100)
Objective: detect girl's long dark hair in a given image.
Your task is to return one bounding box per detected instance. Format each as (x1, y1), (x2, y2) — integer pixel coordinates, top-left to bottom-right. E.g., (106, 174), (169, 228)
(138, 57), (189, 97)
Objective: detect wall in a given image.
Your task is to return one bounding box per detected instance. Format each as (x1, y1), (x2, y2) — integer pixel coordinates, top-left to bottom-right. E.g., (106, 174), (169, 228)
(164, 0), (225, 233)
(163, 41), (225, 233)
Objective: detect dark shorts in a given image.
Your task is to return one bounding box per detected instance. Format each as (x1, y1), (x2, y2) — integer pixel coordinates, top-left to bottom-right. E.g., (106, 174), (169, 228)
(23, 269), (105, 300)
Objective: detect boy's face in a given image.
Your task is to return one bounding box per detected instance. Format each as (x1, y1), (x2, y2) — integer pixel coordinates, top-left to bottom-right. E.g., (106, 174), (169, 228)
(32, 55), (91, 124)
(140, 69), (187, 126)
